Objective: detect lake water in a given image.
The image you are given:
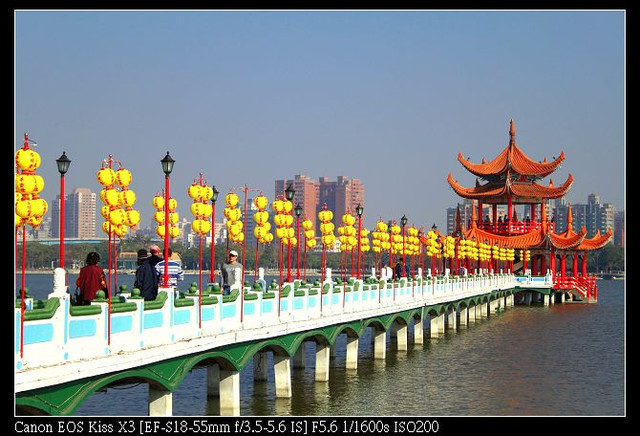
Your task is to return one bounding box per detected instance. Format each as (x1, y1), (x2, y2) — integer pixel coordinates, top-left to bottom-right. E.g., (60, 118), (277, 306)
(15, 273), (625, 416)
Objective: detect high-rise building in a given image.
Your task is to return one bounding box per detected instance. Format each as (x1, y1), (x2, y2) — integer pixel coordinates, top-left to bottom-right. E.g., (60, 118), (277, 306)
(51, 187), (97, 239)
(276, 175), (319, 231)
(553, 194), (614, 243)
(277, 175), (364, 234)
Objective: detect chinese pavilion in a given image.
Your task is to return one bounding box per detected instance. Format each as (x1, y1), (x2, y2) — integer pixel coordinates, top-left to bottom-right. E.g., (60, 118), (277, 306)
(441, 119), (612, 302)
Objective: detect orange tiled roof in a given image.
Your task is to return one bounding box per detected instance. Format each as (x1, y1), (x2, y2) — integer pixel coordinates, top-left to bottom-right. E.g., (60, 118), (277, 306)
(577, 228), (613, 250)
(457, 119), (565, 179)
(447, 172), (573, 201)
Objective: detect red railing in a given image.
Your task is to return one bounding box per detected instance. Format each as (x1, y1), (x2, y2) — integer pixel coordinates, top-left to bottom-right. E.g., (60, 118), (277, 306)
(476, 220), (555, 235)
(553, 275), (598, 301)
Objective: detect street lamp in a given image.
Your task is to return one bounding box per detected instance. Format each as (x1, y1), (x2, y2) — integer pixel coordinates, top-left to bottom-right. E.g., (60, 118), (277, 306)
(284, 184), (295, 282)
(161, 151), (175, 287)
(400, 215), (408, 277)
(56, 152), (71, 269)
(295, 203), (303, 280)
(210, 185), (219, 283)
(356, 204), (363, 279)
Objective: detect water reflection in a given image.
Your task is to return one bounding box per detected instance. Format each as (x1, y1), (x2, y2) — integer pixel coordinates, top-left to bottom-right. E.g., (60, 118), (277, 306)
(67, 280), (623, 416)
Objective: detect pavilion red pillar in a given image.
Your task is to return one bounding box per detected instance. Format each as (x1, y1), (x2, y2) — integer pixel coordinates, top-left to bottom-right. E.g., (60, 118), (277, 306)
(531, 254), (538, 275)
(549, 248), (555, 281)
(531, 203), (536, 227)
(477, 199), (483, 229)
(493, 204), (498, 232)
(507, 194), (513, 233)
(582, 252), (588, 277)
(572, 253), (578, 278)
(560, 253), (566, 281)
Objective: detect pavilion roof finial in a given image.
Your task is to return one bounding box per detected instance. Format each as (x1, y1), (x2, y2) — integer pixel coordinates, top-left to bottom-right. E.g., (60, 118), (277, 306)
(509, 118), (516, 144)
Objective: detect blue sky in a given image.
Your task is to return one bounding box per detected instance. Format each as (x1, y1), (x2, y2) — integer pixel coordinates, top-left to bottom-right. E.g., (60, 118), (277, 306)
(15, 10), (625, 231)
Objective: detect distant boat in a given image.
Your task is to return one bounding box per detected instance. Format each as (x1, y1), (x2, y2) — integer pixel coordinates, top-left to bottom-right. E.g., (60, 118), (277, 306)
(598, 271), (624, 280)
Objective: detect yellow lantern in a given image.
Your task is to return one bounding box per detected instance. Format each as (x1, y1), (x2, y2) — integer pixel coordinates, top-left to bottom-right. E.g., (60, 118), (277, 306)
(114, 168), (132, 188)
(109, 208), (126, 226)
(15, 174), (36, 194)
(191, 202), (206, 217)
(321, 222), (335, 234)
(114, 224), (128, 237)
(254, 225), (267, 239)
(283, 200), (293, 213)
(32, 198), (48, 216)
(167, 198), (177, 212)
(225, 192), (239, 207)
(15, 149), (41, 172)
(264, 233), (274, 243)
(302, 219), (313, 231)
(125, 209), (140, 227)
(276, 227), (286, 239)
(15, 214), (24, 228)
(154, 211), (165, 224)
(152, 195), (165, 209)
(26, 215), (43, 229)
(272, 198), (284, 213)
(200, 203), (213, 218)
(101, 188), (119, 207)
(119, 190), (137, 207)
(169, 212), (179, 225)
(254, 195), (268, 210)
(305, 229), (316, 239)
(169, 226), (180, 239)
(306, 238), (317, 248)
(274, 214), (287, 227)
(201, 185), (214, 201)
(289, 237), (298, 246)
(254, 210), (269, 225)
(96, 167), (116, 186)
(102, 221), (113, 234)
(15, 200), (34, 219)
(156, 225), (166, 237)
(188, 184), (203, 200)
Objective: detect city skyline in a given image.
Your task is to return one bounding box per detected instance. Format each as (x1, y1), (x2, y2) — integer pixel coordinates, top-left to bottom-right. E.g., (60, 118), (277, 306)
(15, 11), (625, 232)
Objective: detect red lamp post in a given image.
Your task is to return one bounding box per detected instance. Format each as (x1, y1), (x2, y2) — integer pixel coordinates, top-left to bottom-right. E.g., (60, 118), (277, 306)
(400, 214), (408, 277)
(355, 204), (363, 279)
(295, 203), (302, 280)
(209, 186), (219, 283)
(161, 152), (175, 287)
(56, 152), (71, 268)
(284, 184), (295, 282)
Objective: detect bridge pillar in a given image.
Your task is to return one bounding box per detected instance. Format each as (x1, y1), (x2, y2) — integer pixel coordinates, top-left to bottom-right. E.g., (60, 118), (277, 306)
(560, 292), (566, 303)
(468, 305), (476, 323)
(346, 336), (359, 369)
(414, 318), (424, 345)
(207, 364), (220, 396)
(293, 343), (306, 368)
(447, 310), (457, 331)
(459, 307), (468, 327)
(253, 352), (268, 382)
(273, 354), (292, 398)
(543, 293), (550, 306)
(148, 386), (173, 416)
(315, 343), (331, 381)
(373, 329), (386, 360)
(396, 323), (408, 351)
(219, 370), (241, 416)
(430, 314), (444, 338)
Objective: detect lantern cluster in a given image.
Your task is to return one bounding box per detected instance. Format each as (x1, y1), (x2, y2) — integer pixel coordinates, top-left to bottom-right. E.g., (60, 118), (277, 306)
(318, 208), (336, 248)
(459, 239), (478, 260)
(188, 180), (214, 236)
(253, 195), (274, 244)
(302, 218), (317, 249)
(338, 213), (357, 252)
(403, 227), (420, 257)
(495, 246), (515, 262)
(224, 192), (244, 243)
(424, 229), (442, 257)
(389, 223), (403, 255)
(519, 249), (531, 263)
(478, 242), (493, 262)
(371, 220), (390, 254)
(98, 166), (140, 238)
(359, 228), (370, 254)
(153, 192), (179, 239)
(441, 235), (456, 259)
(273, 197), (296, 246)
(15, 147), (47, 229)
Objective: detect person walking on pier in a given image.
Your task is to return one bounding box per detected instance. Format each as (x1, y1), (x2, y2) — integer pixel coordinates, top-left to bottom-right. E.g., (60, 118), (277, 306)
(134, 248), (159, 301)
(75, 252), (106, 305)
(155, 247), (184, 289)
(221, 250), (241, 296)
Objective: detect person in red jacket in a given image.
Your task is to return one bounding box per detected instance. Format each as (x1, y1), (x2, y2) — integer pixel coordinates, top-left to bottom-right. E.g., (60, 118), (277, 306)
(76, 252), (106, 305)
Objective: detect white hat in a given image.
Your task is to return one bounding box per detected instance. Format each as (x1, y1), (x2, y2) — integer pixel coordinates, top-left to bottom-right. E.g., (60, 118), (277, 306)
(229, 250), (238, 256)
